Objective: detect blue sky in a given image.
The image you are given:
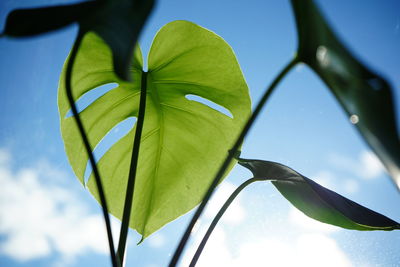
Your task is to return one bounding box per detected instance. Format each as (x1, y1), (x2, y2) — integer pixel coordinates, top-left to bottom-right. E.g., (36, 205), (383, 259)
(0, 0), (400, 266)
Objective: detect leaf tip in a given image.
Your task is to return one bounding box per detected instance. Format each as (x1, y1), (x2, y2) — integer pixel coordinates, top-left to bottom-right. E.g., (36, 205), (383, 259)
(136, 236), (144, 245)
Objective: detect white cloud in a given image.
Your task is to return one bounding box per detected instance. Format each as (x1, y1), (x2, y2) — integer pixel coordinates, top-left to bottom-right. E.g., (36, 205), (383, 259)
(312, 171), (338, 191)
(184, 226), (233, 267)
(0, 149), (119, 264)
(179, 175), (355, 267)
(358, 151), (385, 179)
(311, 170), (359, 195)
(182, 225), (352, 267)
(288, 207), (339, 234)
(147, 232), (166, 248)
(204, 182), (246, 225)
(295, 234), (352, 267)
(182, 202), (353, 267)
(343, 179), (359, 194)
(235, 233), (352, 267)
(329, 150), (385, 180)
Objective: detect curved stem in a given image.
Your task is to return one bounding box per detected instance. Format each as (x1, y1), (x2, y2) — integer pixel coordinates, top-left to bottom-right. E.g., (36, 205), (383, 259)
(65, 30), (119, 267)
(117, 71), (148, 263)
(168, 57), (299, 267)
(189, 177), (262, 267)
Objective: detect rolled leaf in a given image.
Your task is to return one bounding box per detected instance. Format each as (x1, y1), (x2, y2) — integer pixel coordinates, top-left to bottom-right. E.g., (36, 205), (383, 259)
(3, 0), (155, 80)
(58, 21), (251, 239)
(238, 157), (400, 231)
(291, 0), (400, 188)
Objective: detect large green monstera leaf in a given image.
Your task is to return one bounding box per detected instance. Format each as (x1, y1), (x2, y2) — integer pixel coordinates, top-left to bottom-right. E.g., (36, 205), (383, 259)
(291, 0), (400, 188)
(58, 20), (251, 239)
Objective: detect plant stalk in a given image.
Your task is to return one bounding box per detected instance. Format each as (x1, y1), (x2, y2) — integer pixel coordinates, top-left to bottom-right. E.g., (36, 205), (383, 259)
(168, 57), (299, 267)
(65, 30), (119, 267)
(117, 71), (148, 264)
(189, 177), (262, 267)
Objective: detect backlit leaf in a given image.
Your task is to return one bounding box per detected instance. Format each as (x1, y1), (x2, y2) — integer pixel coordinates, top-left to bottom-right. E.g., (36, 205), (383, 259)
(58, 21), (251, 239)
(291, 0), (400, 188)
(238, 157), (400, 231)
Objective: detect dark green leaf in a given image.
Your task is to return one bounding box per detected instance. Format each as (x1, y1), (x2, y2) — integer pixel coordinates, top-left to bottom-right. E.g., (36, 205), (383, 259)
(58, 21), (251, 239)
(80, 0), (155, 80)
(291, 0), (400, 188)
(2, 1), (100, 37)
(3, 0), (155, 80)
(238, 157), (400, 231)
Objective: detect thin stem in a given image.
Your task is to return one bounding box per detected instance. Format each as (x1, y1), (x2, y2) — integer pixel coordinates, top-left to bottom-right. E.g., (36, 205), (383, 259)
(189, 177), (262, 267)
(168, 57), (299, 267)
(117, 71), (148, 263)
(65, 30), (119, 267)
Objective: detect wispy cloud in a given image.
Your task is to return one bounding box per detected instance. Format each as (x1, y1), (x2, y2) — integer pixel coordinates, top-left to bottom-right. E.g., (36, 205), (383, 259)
(288, 207), (339, 234)
(329, 150), (385, 179)
(181, 194), (354, 267)
(312, 170), (359, 195)
(0, 148), (119, 264)
(146, 232), (166, 249)
(204, 181), (246, 225)
(182, 224), (353, 267)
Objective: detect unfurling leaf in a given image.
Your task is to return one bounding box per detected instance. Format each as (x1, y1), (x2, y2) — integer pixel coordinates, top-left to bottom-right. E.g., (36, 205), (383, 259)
(291, 0), (400, 188)
(3, 0), (155, 80)
(58, 21), (251, 240)
(238, 157), (400, 231)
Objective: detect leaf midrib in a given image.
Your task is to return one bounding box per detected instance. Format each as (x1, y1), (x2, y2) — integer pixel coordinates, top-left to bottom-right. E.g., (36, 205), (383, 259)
(140, 73), (165, 235)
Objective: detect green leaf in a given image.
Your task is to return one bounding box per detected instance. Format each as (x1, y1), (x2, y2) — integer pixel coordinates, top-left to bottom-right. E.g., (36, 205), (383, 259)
(291, 0), (400, 188)
(2, 1), (100, 37)
(238, 157), (400, 231)
(3, 0), (155, 80)
(58, 20), (251, 239)
(80, 0), (155, 80)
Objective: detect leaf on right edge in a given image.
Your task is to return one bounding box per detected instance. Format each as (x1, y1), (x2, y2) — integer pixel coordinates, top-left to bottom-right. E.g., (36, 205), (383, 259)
(291, 0), (400, 188)
(238, 157), (400, 231)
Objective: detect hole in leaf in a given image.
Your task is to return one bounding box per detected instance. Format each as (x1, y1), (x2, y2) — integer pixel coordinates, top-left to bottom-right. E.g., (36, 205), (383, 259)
(66, 83), (118, 117)
(185, 94), (233, 118)
(83, 117), (136, 183)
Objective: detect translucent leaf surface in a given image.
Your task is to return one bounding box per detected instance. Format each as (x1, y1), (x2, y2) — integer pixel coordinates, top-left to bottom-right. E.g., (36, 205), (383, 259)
(238, 157), (400, 231)
(291, 0), (400, 188)
(58, 21), (251, 239)
(3, 0), (155, 80)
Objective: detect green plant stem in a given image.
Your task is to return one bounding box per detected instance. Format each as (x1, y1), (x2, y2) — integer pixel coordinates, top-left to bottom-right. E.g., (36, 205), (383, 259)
(168, 57), (299, 267)
(65, 30), (119, 267)
(189, 177), (263, 267)
(117, 71), (148, 263)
